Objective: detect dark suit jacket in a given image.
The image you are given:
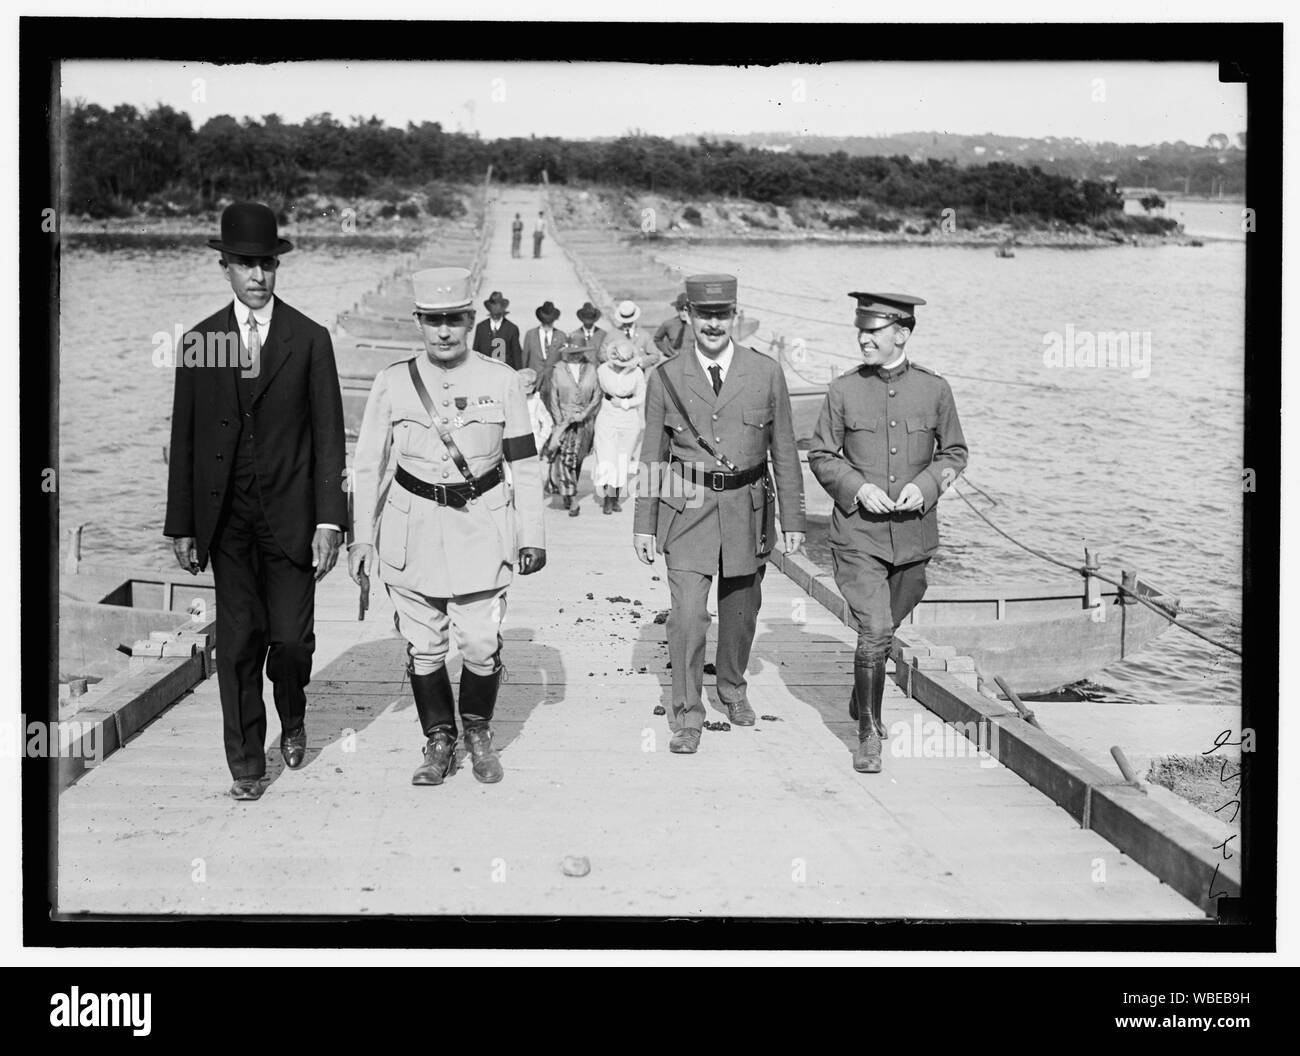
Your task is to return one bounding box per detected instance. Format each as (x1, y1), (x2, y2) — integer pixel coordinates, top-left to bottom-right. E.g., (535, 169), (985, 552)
(568, 325), (607, 366)
(634, 344), (806, 577)
(473, 317), (524, 370)
(522, 325), (569, 402)
(164, 298), (349, 568)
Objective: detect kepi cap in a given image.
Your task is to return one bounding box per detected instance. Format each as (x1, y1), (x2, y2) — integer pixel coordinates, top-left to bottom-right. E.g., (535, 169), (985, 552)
(849, 291), (926, 330)
(412, 267), (474, 312)
(686, 273), (737, 307)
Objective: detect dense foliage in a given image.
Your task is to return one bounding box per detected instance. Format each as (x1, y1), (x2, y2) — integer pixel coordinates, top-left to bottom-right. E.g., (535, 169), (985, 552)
(63, 101), (1132, 225)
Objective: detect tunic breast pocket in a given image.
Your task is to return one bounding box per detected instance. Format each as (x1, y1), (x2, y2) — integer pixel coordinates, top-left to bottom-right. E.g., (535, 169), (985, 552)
(741, 405), (773, 458)
(377, 485), (411, 570)
(457, 404), (506, 458)
(906, 417), (937, 463)
(844, 414), (881, 466)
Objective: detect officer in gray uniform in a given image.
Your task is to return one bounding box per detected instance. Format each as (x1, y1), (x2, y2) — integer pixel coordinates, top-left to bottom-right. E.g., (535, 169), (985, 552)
(807, 293), (968, 774)
(349, 267), (546, 786)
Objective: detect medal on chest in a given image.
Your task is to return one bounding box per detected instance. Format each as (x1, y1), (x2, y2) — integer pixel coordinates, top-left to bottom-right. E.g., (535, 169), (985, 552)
(453, 396), (468, 428)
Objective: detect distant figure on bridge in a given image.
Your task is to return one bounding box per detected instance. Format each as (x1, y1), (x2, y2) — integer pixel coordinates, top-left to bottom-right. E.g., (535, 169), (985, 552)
(348, 267), (546, 788)
(533, 211), (546, 258)
(653, 292), (692, 361)
(570, 301), (607, 364)
(633, 273), (806, 755)
(472, 290), (523, 370)
(510, 213), (524, 258)
(807, 292), (969, 775)
(593, 337), (646, 515)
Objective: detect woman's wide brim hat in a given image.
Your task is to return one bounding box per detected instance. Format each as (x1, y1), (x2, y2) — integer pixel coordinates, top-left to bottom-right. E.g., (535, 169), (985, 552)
(207, 201), (293, 256)
(575, 301), (601, 324)
(535, 301), (562, 324)
(483, 290), (510, 311)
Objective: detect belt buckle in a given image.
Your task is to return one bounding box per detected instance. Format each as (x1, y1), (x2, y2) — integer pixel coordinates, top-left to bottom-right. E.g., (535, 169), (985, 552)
(709, 471), (726, 491)
(431, 483), (448, 505)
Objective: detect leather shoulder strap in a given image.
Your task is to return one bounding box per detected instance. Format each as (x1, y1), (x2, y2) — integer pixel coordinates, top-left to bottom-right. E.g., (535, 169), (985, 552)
(407, 359), (477, 485)
(657, 369), (737, 471)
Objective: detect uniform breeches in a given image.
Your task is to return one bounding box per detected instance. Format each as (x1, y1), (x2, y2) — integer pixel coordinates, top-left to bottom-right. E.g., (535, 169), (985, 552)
(209, 469), (315, 779)
(387, 583), (507, 677)
(666, 559), (766, 731)
(831, 548), (929, 663)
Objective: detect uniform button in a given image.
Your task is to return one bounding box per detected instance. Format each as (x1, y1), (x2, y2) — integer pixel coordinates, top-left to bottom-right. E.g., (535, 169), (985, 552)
(715, 460), (722, 466)
(442, 399), (449, 406)
(216, 453), (223, 461)
(715, 437), (721, 443)
(889, 419), (897, 427)
(442, 454), (449, 461)
(890, 446), (897, 455)
(245, 412), (252, 418)
(442, 471), (449, 478)
(889, 389), (896, 397)
(220, 419), (229, 427)
(442, 382), (450, 389)
(712, 414), (718, 420)
(889, 475), (896, 482)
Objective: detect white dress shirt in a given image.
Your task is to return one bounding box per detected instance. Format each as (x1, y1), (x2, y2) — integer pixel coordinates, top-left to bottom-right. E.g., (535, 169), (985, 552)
(695, 340), (735, 384)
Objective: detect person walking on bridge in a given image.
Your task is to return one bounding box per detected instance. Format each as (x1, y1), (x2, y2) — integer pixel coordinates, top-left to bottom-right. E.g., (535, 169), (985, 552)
(545, 336), (602, 516)
(533, 211), (547, 258)
(807, 292), (968, 774)
(165, 202), (348, 801)
(472, 290), (523, 370)
(653, 292), (692, 361)
(510, 213), (523, 258)
(349, 267), (546, 787)
(633, 274), (805, 754)
(570, 301), (607, 365)
(593, 337), (646, 514)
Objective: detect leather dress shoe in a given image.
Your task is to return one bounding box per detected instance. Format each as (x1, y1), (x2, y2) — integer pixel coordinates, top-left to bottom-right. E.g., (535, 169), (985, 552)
(412, 728), (459, 786)
(280, 725), (307, 769)
(723, 697), (756, 726)
(229, 777), (264, 801)
(669, 728), (701, 754)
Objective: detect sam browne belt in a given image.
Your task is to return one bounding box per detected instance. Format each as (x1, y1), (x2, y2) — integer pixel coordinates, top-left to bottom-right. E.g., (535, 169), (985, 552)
(670, 458), (765, 492)
(395, 464), (503, 508)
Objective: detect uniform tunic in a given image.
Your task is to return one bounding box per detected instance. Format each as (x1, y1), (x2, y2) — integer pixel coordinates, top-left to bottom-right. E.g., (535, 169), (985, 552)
(352, 351), (544, 599)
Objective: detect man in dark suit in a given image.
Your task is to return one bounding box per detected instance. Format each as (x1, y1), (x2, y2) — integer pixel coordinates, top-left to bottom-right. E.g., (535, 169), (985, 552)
(165, 202), (348, 801)
(570, 302), (607, 365)
(633, 274), (805, 754)
(472, 290), (523, 369)
(521, 299), (569, 404)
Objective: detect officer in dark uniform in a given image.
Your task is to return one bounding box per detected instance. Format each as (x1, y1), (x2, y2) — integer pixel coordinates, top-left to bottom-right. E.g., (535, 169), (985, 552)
(807, 293), (968, 774)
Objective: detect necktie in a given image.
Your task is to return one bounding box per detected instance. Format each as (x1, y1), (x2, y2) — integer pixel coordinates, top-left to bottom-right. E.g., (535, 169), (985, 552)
(708, 363), (722, 396)
(246, 313), (261, 379)
(542, 330), (549, 356)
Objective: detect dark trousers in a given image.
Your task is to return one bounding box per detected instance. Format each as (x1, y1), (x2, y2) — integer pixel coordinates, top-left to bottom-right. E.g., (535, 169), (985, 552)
(533, 232), (543, 258)
(208, 462), (316, 778)
(666, 558), (766, 731)
(831, 548), (929, 662)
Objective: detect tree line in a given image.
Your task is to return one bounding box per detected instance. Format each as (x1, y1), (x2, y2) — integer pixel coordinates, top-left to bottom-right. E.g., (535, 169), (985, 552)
(63, 101), (1131, 225)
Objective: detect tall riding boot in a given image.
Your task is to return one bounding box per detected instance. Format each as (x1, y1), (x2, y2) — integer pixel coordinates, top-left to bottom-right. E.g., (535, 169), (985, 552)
(460, 665), (504, 784)
(852, 658), (887, 773)
(409, 666), (458, 786)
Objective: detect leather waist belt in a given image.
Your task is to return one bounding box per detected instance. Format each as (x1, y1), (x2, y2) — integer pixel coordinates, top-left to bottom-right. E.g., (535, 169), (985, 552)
(395, 464), (502, 508)
(671, 458), (765, 492)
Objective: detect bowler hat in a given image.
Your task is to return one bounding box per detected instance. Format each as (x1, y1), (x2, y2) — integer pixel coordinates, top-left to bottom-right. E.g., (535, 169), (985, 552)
(207, 201), (293, 257)
(535, 301), (562, 324)
(575, 301), (601, 325)
(483, 290), (510, 312)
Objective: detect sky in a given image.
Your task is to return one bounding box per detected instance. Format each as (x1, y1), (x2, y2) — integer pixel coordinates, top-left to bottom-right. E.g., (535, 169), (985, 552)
(59, 60), (1246, 148)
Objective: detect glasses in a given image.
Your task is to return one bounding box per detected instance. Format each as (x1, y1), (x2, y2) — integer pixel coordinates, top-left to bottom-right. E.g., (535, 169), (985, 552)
(224, 256), (280, 271)
(414, 311), (472, 327)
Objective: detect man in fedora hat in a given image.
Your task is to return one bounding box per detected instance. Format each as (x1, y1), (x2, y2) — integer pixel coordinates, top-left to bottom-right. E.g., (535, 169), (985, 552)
(807, 292), (968, 774)
(349, 267), (546, 787)
(165, 201), (348, 800)
(522, 300), (569, 402)
(609, 299), (661, 370)
(653, 292), (692, 361)
(472, 290), (523, 370)
(633, 274), (805, 754)
(570, 302), (607, 366)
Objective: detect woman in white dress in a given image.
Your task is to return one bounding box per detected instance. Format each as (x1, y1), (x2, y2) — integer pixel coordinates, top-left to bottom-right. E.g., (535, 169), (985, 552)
(592, 337), (646, 514)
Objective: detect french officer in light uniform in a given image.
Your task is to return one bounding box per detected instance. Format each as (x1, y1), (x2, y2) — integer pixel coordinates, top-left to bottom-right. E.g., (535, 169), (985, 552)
(349, 267), (546, 786)
(807, 292), (968, 774)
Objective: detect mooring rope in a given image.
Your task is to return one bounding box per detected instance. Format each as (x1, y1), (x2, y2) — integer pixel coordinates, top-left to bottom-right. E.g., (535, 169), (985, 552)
(949, 481), (1243, 659)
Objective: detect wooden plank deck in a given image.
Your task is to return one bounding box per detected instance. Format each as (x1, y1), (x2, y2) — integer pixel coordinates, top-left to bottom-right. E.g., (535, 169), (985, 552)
(54, 189), (1204, 920)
